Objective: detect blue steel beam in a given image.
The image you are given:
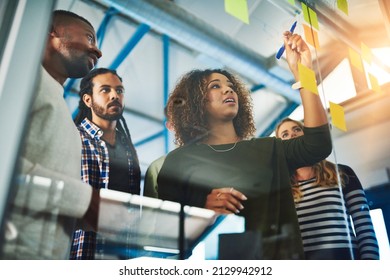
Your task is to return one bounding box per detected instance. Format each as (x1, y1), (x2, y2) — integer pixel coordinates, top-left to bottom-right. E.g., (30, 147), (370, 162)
(96, 7), (119, 50)
(109, 23), (150, 70)
(124, 34), (169, 150)
(250, 84), (265, 92)
(110, 23), (154, 149)
(134, 130), (164, 147)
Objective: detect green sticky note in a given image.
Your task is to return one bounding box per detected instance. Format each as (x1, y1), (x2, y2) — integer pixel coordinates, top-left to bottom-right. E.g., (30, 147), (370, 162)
(329, 102), (347, 131)
(224, 0), (250, 24)
(287, 0), (295, 6)
(337, 0), (349, 16)
(301, 2), (319, 30)
(298, 63), (318, 95)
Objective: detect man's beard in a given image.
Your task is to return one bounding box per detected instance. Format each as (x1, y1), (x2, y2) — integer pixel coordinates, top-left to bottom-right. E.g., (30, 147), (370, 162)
(62, 49), (92, 79)
(91, 101), (123, 121)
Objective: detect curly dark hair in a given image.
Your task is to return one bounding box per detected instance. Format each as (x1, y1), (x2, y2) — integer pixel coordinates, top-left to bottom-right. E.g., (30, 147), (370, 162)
(168, 69), (255, 146)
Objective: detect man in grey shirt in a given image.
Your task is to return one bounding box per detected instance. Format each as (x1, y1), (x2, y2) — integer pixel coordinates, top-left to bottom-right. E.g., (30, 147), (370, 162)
(1, 10), (102, 259)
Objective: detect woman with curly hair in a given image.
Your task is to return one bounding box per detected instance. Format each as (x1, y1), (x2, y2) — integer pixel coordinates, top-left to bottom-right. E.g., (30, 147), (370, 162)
(157, 32), (332, 259)
(275, 117), (379, 260)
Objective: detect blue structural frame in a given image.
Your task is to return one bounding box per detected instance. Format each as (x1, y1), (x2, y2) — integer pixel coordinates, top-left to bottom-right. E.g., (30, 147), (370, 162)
(96, 7), (119, 50)
(68, 9), (151, 118)
(67, 7), (165, 149)
(65, 7), (299, 149)
(250, 83), (299, 137)
(134, 130), (164, 147)
(108, 23), (150, 69)
(134, 34), (170, 152)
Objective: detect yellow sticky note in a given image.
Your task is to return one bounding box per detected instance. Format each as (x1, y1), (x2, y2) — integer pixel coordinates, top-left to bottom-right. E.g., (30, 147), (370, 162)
(301, 2), (319, 30)
(287, 0), (295, 6)
(224, 0), (249, 24)
(361, 42), (372, 64)
(368, 73), (382, 93)
(303, 24), (320, 49)
(337, 0), (349, 16)
(298, 63), (318, 94)
(348, 48), (364, 72)
(329, 102), (347, 131)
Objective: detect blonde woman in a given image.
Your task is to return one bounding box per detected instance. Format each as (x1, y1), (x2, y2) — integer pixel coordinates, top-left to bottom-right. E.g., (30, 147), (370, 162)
(275, 117), (379, 259)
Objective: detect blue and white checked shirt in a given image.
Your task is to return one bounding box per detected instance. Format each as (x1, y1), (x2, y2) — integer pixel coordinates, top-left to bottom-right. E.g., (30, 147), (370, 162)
(70, 118), (140, 259)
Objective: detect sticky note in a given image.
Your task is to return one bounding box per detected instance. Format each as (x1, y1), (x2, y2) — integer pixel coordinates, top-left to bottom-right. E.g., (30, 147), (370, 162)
(348, 48), (364, 72)
(298, 63), (318, 94)
(301, 2), (319, 30)
(329, 102), (347, 131)
(224, 0), (249, 24)
(337, 0), (349, 16)
(303, 24), (320, 49)
(361, 42), (372, 64)
(368, 73), (382, 93)
(287, 0), (295, 6)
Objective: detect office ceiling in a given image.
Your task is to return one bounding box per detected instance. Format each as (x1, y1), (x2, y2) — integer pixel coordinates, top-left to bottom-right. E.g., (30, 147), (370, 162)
(55, 0), (390, 177)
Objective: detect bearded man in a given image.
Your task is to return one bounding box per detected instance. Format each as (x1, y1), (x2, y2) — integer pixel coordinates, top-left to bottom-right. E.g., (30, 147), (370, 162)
(71, 68), (140, 259)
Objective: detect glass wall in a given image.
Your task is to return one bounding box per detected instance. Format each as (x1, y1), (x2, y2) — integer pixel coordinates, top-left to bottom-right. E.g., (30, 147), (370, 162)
(0, 0), (55, 258)
(0, 0), (389, 261)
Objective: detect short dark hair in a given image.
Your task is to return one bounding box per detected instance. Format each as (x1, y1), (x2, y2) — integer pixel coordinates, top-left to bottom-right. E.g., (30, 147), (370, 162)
(52, 10), (94, 29)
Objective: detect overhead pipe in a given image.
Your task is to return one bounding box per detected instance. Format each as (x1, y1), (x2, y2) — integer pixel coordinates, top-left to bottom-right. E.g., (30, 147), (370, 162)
(104, 0), (302, 103)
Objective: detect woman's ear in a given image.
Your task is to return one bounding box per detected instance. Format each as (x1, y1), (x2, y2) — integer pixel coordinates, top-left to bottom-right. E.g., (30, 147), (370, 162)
(165, 120), (174, 132)
(82, 94), (92, 108)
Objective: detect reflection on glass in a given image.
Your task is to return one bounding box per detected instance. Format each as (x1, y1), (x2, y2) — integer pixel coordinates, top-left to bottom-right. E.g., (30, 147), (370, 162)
(96, 189), (219, 259)
(370, 209), (390, 259)
(2, 175), (64, 259)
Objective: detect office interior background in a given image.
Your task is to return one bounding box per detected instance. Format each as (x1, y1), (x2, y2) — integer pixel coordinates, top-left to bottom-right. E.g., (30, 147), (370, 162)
(0, 0), (390, 259)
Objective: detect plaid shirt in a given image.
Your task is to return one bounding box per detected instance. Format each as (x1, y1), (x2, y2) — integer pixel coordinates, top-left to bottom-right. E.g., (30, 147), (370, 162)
(70, 118), (140, 259)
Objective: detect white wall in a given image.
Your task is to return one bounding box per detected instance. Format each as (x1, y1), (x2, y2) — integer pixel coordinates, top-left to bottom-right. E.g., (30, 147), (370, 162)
(330, 86), (390, 189)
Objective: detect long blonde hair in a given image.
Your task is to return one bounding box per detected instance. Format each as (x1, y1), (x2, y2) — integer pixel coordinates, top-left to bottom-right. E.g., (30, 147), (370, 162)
(275, 118), (346, 201)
